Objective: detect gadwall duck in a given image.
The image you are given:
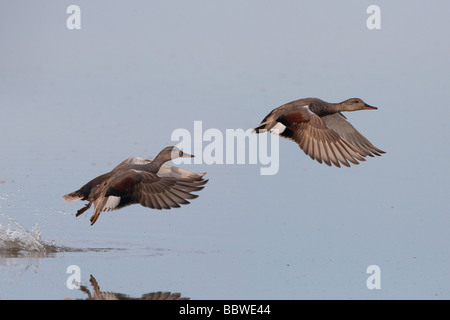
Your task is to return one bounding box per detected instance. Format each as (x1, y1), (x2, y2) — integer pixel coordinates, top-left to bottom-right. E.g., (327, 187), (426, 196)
(63, 146), (208, 225)
(254, 98), (385, 167)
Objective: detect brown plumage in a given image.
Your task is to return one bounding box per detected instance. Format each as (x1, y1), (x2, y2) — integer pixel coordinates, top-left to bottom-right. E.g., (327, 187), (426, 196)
(254, 97), (385, 167)
(63, 146), (208, 225)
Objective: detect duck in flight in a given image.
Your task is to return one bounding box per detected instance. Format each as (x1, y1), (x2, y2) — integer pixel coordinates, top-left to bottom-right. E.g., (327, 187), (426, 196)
(254, 97), (385, 167)
(63, 146), (208, 225)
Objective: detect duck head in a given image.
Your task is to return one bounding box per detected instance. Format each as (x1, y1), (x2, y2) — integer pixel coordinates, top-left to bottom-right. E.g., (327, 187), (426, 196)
(156, 146), (194, 162)
(340, 98), (377, 111)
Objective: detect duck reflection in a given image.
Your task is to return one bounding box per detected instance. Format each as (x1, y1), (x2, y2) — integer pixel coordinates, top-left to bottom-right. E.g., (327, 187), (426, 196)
(75, 274), (190, 300)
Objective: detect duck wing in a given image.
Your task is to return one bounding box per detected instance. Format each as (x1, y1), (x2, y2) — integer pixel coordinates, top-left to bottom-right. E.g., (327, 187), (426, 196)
(156, 163), (207, 180)
(321, 113), (385, 157)
(271, 105), (367, 167)
(96, 169), (207, 211)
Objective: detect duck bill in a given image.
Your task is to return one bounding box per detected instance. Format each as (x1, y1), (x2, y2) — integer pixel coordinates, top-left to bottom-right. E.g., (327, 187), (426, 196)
(182, 153), (195, 158)
(362, 103), (377, 110)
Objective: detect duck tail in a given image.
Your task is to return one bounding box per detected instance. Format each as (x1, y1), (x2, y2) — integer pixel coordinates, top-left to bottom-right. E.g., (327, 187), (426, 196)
(253, 123), (266, 133)
(254, 109), (283, 133)
(63, 191), (83, 202)
(254, 119), (278, 133)
(254, 118), (283, 134)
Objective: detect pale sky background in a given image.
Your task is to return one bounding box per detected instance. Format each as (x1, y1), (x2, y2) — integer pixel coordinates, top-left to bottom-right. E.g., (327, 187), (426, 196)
(1, 1), (449, 299)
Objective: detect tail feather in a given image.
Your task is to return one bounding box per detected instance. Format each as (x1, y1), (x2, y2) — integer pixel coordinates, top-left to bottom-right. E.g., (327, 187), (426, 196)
(253, 119), (281, 134)
(253, 122), (270, 133)
(62, 191), (83, 202)
(253, 110), (277, 133)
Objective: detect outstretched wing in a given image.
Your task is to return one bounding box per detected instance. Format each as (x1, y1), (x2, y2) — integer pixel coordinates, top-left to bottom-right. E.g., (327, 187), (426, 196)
(270, 105), (367, 167)
(97, 169), (207, 212)
(321, 113), (385, 157)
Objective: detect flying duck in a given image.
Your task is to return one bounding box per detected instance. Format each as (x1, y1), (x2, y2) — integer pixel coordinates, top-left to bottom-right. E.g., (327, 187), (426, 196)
(254, 97), (385, 167)
(63, 146), (208, 225)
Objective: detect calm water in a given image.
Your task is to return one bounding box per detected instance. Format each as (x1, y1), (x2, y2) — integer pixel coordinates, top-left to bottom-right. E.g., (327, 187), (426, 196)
(1, 1), (450, 299)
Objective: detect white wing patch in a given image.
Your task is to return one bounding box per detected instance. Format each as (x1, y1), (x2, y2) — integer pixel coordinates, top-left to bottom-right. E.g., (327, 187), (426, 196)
(103, 196), (121, 211)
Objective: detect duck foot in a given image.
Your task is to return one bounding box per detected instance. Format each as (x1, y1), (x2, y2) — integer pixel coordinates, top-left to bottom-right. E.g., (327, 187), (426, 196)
(76, 202), (92, 217)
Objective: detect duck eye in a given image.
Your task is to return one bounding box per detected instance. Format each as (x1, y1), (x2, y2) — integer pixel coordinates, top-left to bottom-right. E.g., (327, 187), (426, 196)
(179, 150), (183, 157)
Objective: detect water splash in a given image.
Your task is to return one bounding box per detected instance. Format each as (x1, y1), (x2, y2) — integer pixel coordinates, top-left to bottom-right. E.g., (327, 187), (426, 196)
(0, 213), (67, 256)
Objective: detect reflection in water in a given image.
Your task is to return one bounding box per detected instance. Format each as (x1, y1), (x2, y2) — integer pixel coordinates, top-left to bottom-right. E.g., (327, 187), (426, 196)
(72, 275), (190, 300)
